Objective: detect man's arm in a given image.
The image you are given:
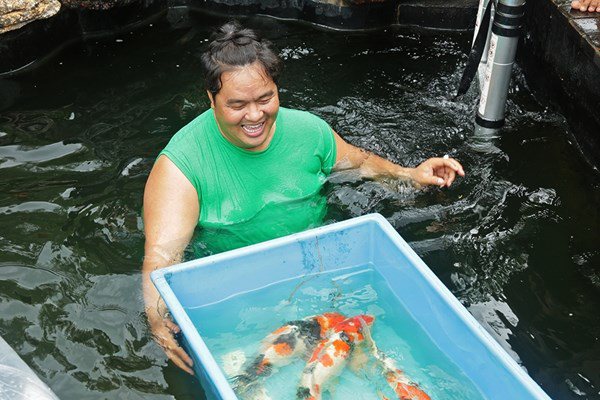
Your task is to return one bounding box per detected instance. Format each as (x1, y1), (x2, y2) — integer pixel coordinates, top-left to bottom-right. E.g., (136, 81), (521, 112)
(332, 130), (465, 187)
(142, 155), (199, 374)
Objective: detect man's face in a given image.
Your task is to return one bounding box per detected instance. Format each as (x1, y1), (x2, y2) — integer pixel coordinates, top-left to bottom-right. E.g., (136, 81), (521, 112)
(208, 62), (280, 152)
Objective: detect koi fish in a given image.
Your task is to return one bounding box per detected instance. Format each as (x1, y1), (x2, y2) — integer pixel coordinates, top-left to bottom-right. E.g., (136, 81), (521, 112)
(296, 315), (375, 400)
(234, 312), (346, 397)
(358, 318), (431, 400)
(235, 311), (429, 400)
(385, 368), (431, 400)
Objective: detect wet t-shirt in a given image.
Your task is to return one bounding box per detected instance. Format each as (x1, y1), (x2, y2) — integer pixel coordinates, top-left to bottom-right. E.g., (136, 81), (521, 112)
(158, 107), (337, 254)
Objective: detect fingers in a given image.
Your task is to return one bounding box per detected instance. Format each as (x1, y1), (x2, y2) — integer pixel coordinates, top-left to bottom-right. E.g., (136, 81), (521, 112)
(433, 167), (456, 187)
(571, 0), (598, 11)
(439, 157), (465, 176)
(172, 358), (195, 375)
(165, 319), (181, 334)
(420, 174), (447, 186)
(169, 345), (195, 375)
(446, 168), (457, 187)
(160, 335), (195, 375)
(410, 157), (465, 188)
(152, 322), (194, 375)
(428, 157), (463, 187)
(573, 0), (588, 10)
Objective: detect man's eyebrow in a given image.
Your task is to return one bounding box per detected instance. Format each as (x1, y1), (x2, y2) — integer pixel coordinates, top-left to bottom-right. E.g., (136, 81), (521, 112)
(226, 99), (247, 105)
(226, 91), (275, 105)
(257, 90), (275, 100)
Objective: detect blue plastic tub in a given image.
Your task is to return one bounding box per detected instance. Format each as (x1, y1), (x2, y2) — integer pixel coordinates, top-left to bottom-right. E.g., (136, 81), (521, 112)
(151, 213), (551, 400)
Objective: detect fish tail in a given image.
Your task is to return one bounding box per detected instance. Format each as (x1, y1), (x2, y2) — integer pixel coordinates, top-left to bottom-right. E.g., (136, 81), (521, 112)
(252, 354), (273, 377)
(296, 385), (319, 400)
(232, 372), (258, 396)
(385, 370), (431, 400)
(360, 327), (430, 400)
(233, 354), (273, 393)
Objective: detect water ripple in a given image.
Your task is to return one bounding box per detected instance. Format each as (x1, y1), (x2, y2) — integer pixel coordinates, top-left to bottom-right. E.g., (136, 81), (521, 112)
(0, 201), (63, 215)
(0, 142), (84, 169)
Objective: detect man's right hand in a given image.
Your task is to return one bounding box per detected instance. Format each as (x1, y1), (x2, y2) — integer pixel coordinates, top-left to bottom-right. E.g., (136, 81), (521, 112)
(147, 307), (195, 375)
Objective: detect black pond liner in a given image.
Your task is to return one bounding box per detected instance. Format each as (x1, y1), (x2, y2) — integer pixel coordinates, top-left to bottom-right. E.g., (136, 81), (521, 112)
(0, 0), (478, 76)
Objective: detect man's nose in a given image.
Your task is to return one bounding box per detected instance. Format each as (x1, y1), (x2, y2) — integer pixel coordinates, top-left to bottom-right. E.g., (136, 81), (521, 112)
(245, 103), (263, 121)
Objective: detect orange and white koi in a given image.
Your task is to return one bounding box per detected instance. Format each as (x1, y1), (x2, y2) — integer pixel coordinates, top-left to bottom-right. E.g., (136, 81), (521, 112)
(296, 315), (375, 400)
(235, 312), (429, 400)
(358, 317), (431, 400)
(234, 312), (346, 396)
(384, 368), (431, 400)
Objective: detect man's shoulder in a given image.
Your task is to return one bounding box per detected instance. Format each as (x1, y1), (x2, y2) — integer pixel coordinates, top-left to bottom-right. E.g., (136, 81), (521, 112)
(161, 109), (214, 159)
(279, 107), (328, 128)
(280, 106), (318, 119)
(173, 109), (214, 138)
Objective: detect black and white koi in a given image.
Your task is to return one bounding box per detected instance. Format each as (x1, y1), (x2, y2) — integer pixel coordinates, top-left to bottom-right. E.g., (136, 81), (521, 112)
(234, 312), (346, 398)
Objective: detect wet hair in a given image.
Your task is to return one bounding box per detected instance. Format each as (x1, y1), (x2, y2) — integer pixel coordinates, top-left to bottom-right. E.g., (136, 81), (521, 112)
(202, 21), (282, 97)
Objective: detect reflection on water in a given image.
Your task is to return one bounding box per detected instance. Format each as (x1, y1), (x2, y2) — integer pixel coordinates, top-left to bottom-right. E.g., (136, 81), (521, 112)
(1, 10), (599, 400)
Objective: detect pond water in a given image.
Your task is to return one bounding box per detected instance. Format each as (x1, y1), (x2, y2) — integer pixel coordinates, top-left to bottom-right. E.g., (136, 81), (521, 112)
(0, 9), (599, 400)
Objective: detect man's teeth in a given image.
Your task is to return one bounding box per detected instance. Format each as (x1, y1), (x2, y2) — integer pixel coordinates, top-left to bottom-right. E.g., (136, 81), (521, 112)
(243, 123), (263, 133)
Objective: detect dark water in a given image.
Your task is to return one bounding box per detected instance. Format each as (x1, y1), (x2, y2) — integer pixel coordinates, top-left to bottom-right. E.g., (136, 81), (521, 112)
(1, 9), (599, 400)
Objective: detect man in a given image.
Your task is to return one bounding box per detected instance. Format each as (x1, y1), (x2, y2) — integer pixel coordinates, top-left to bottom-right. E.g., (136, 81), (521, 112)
(142, 21), (465, 374)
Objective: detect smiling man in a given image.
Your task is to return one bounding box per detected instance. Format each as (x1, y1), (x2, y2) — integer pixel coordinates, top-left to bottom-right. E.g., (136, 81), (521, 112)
(142, 21), (465, 374)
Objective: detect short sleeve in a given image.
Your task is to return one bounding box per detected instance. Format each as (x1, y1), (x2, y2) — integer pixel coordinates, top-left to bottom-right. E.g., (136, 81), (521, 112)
(313, 114), (337, 174)
(157, 122), (202, 198)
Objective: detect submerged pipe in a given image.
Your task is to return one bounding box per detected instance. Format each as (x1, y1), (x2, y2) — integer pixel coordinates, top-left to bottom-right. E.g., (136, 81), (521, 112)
(475, 0), (526, 131)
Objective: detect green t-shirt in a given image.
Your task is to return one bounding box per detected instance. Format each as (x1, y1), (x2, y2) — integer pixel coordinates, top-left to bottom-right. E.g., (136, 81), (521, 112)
(159, 107), (337, 254)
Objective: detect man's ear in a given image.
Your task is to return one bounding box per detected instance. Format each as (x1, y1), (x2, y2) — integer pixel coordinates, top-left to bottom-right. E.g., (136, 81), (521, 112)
(207, 91), (215, 109)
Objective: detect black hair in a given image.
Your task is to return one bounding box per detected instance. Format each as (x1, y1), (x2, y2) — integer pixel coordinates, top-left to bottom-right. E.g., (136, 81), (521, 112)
(202, 21), (282, 97)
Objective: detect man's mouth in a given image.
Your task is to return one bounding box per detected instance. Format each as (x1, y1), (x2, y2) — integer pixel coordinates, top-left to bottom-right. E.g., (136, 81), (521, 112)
(241, 121), (265, 138)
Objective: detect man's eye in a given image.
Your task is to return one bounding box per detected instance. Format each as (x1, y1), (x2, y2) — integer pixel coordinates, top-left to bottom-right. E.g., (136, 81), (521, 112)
(230, 104), (245, 110)
(259, 98), (272, 104)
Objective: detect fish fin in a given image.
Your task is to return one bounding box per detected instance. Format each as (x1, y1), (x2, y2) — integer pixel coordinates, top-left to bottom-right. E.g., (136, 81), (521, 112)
(222, 349), (246, 377)
(348, 346), (369, 374)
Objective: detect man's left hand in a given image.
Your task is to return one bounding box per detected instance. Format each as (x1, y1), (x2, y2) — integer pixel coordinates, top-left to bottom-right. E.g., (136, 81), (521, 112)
(408, 157), (465, 188)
